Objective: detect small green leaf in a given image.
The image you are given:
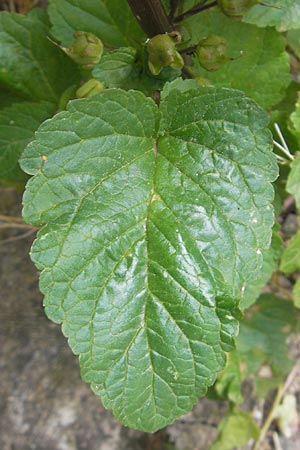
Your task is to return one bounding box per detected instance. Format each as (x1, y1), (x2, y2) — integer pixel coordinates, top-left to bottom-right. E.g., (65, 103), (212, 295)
(21, 84), (277, 431)
(0, 12), (80, 103)
(184, 9), (291, 109)
(289, 99), (300, 145)
(237, 294), (297, 397)
(286, 154), (300, 207)
(241, 226), (283, 310)
(209, 407), (260, 450)
(287, 29), (300, 59)
(280, 232), (300, 274)
(215, 352), (243, 404)
(0, 101), (55, 182)
(92, 47), (181, 95)
(92, 47), (138, 88)
(48, 0), (145, 48)
(217, 294), (298, 402)
(243, 0), (300, 32)
(292, 278), (300, 309)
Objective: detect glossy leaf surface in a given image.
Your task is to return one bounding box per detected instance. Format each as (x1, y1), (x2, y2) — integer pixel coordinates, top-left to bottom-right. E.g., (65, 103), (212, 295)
(21, 84), (277, 431)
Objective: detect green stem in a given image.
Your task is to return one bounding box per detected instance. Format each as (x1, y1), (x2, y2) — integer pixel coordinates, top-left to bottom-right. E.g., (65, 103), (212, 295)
(252, 363), (300, 450)
(252, 385), (283, 450)
(127, 0), (174, 37)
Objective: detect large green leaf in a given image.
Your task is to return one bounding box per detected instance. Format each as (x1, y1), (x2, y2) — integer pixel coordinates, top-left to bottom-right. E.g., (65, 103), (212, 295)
(0, 12), (80, 103)
(48, 0), (145, 48)
(183, 9), (291, 109)
(21, 84), (277, 431)
(0, 101), (55, 182)
(244, 0), (300, 32)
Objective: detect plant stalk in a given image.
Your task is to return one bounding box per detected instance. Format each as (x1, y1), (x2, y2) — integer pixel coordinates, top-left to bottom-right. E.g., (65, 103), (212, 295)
(252, 363), (300, 450)
(127, 0), (174, 37)
(174, 0), (217, 23)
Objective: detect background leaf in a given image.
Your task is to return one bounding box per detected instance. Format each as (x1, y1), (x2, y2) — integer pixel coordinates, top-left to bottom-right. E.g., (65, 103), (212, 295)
(182, 9), (291, 109)
(243, 0), (300, 32)
(216, 294), (298, 402)
(209, 407), (260, 450)
(48, 0), (145, 48)
(286, 154), (300, 207)
(280, 232), (300, 273)
(0, 12), (80, 103)
(289, 99), (300, 145)
(0, 101), (55, 183)
(21, 84), (277, 431)
(287, 29), (300, 59)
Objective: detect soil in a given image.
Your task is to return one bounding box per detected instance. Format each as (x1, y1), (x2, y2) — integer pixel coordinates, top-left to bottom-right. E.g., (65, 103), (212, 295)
(1, 186), (300, 450)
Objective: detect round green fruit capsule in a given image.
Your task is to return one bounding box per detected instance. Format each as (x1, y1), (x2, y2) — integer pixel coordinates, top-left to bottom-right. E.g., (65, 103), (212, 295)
(64, 31), (104, 69)
(196, 35), (229, 72)
(218, 0), (258, 18)
(147, 33), (184, 76)
(76, 79), (105, 98)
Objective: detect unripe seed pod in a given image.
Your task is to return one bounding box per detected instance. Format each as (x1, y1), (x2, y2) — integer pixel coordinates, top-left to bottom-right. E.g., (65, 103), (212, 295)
(64, 31), (104, 69)
(76, 79), (105, 98)
(195, 76), (212, 86)
(218, 0), (259, 18)
(147, 33), (184, 76)
(196, 35), (229, 72)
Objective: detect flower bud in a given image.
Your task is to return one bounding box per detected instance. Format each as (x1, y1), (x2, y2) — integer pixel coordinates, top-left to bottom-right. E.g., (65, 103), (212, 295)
(64, 31), (104, 69)
(76, 79), (105, 98)
(147, 33), (184, 76)
(196, 35), (229, 72)
(218, 0), (259, 18)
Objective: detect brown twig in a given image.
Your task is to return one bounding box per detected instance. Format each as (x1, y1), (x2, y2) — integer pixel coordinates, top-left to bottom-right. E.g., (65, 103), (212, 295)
(127, 0), (174, 37)
(0, 213), (32, 224)
(168, 0), (180, 20)
(174, 0), (217, 23)
(0, 227), (37, 245)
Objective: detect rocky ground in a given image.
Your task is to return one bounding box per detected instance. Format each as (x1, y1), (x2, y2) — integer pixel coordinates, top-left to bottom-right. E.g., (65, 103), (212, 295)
(1, 185), (300, 450)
